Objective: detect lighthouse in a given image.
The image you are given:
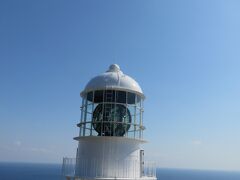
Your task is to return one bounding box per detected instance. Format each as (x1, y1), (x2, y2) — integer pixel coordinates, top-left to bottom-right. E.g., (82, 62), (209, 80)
(62, 64), (156, 180)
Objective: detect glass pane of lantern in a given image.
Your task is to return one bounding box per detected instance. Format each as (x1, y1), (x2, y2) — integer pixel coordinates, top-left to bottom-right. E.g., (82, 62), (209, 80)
(116, 91), (126, 103)
(94, 90), (103, 103)
(104, 90), (116, 102)
(87, 91), (93, 102)
(136, 95), (141, 105)
(127, 92), (136, 104)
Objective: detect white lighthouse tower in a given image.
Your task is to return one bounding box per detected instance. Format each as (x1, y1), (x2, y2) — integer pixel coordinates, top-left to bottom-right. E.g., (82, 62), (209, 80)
(62, 64), (156, 180)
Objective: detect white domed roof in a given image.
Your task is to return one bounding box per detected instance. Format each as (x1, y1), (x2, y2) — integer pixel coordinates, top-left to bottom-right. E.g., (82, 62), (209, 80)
(81, 64), (144, 97)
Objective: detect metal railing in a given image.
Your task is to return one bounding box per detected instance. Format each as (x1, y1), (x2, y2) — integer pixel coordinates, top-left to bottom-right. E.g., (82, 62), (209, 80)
(143, 161), (156, 177)
(62, 157), (156, 178)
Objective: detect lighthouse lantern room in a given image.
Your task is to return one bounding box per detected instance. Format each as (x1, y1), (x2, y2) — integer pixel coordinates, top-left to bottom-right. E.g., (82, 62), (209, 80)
(62, 64), (156, 180)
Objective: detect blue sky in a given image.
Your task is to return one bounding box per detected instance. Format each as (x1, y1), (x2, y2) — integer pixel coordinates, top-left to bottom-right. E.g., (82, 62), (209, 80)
(1, 0), (240, 171)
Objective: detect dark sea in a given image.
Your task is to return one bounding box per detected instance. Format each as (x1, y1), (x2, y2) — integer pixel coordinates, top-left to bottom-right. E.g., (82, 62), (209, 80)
(1, 162), (240, 180)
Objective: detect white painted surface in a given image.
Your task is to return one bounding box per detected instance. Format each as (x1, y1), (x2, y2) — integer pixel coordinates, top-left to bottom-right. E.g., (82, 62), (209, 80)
(81, 64), (144, 98)
(75, 136), (144, 178)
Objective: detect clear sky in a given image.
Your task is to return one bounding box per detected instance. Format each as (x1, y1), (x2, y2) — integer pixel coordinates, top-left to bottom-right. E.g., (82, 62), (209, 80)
(1, 0), (240, 171)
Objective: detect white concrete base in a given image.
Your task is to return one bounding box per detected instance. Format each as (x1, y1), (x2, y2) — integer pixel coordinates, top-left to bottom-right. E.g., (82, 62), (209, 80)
(75, 137), (144, 178)
(63, 137), (156, 180)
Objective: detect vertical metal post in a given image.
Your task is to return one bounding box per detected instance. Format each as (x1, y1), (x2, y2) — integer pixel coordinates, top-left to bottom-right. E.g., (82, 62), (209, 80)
(83, 95), (88, 136)
(79, 98), (84, 137)
(101, 90), (105, 136)
(125, 91), (128, 137)
(134, 94), (137, 139)
(90, 91), (94, 136)
(140, 98), (143, 139)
